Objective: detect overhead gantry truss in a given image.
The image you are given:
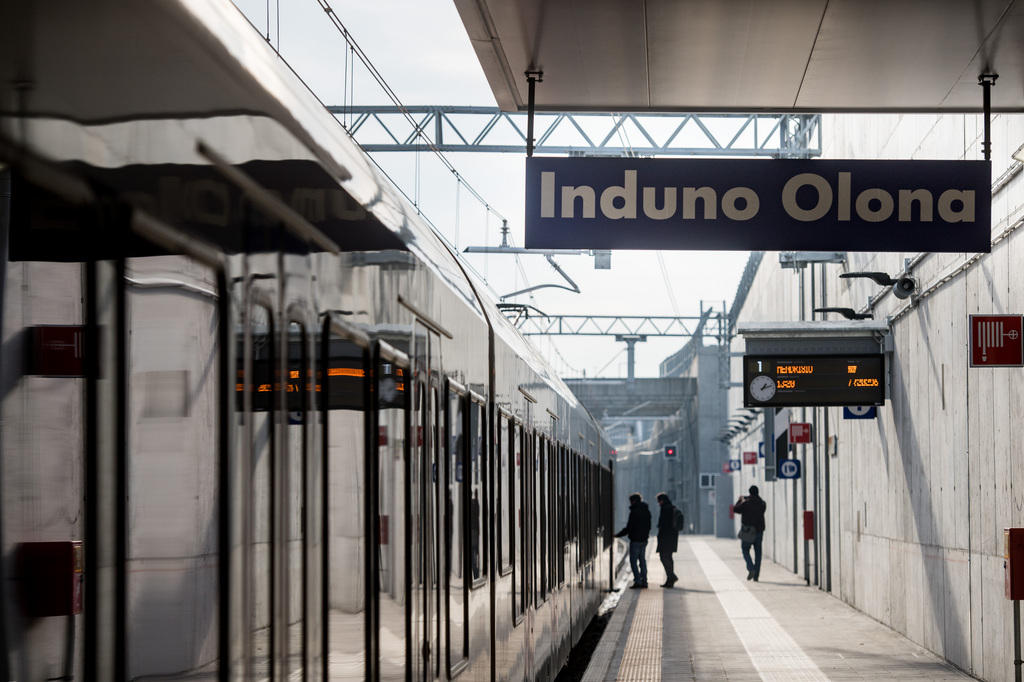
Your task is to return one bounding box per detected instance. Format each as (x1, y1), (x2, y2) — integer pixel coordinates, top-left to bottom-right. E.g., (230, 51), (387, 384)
(328, 106), (821, 157)
(516, 314), (726, 337)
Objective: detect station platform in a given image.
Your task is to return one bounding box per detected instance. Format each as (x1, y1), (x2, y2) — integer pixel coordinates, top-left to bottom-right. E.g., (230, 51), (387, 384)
(582, 536), (973, 682)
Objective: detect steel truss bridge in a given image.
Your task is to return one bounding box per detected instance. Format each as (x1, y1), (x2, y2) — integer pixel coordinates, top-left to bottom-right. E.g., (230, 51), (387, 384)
(328, 106), (821, 157)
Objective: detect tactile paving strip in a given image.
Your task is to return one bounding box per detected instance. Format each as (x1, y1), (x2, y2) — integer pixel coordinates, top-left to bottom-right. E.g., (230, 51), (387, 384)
(614, 588), (663, 681)
(689, 538), (829, 682)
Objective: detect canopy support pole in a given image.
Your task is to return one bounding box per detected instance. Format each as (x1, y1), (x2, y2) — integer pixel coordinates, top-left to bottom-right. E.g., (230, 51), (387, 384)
(979, 73), (998, 161)
(525, 70), (543, 158)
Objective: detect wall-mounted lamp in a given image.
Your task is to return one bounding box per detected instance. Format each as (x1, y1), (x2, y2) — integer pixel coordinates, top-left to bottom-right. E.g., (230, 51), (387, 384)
(813, 307), (872, 320)
(840, 271), (918, 300)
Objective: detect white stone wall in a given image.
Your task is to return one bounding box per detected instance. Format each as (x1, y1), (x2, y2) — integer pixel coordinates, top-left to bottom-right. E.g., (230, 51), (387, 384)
(728, 111), (1024, 681)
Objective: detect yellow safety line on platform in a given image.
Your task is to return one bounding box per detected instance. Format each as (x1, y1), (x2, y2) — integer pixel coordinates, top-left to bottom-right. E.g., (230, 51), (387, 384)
(615, 587), (662, 681)
(689, 538), (828, 682)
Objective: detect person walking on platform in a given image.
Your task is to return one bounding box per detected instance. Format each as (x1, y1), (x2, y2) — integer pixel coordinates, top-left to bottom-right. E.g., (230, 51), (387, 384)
(655, 492), (682, 588)
(734, 485), (767, 581)
(615, 492), (651, 588)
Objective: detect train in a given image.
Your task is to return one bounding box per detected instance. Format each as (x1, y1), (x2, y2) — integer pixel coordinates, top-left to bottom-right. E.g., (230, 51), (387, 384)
(0, 0), (617, 680)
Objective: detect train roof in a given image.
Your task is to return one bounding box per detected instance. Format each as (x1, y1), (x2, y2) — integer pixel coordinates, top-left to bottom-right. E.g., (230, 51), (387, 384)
(0, 0), (598, 433)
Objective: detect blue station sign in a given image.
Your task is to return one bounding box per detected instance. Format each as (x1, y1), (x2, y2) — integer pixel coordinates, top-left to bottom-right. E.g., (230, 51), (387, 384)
(778, 459), (802, 479)
(525, 157), (990, 252)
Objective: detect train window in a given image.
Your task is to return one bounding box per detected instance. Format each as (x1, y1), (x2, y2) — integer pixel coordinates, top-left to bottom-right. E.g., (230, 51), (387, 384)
(445, 381), (468, 672)
(582, 460), (588, 562)
(124, 255), (222, 677)
(515, 425), (527, 616)
(324, 323), (367, 680)
(585, 459), (590, 564)
(536, 435), (547, 602)
(583, 457), (589, 564)
(546, 441), (553, 593)
(554, 444), (562, 588)
(468, 396), (486, 587)
(591, 462), (596, 561)
(574, 456), (580, 569)
(498, 414), (512, 576)
(565, 448), (572, 578)
(377, 352), (408, 680)
(590, 461), (596, 562)
(582, 459), (587, 560)
(578, 457), (584, 568)
(602, 467), (612, 549)
(551, 442), (560, 588)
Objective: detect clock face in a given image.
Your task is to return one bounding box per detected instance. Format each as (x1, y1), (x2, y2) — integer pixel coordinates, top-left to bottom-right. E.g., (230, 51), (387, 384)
(749, 374), (776, 402)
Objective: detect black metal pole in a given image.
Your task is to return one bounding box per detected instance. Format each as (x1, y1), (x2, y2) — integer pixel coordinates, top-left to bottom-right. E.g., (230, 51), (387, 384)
(979, 73), (998, 162)
(811, 269), (819, 587)
(1015, 598), (1021, 682)
(796, 270), (803, 576)
(525, 70), (543, 158)
(820, 264), (832, 592)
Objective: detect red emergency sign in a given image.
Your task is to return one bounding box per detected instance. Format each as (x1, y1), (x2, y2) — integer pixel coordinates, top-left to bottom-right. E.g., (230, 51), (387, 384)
(743, 451), (757, 465)
(970, 315), (1024, 367)
(789, 422), (812, 444)
(29, 326), (85, 376)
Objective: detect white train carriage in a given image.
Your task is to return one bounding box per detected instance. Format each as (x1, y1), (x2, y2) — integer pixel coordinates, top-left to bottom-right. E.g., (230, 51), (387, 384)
(0, 1), (616, 680)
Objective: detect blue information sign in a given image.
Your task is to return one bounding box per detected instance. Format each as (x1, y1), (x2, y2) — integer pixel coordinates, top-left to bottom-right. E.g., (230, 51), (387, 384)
(728, 459), (741, 471)
(778, 459), (802, 479)
(758, 441), (765, 458)
(843, 405), (878, 419)
(525, 157), (990, 252)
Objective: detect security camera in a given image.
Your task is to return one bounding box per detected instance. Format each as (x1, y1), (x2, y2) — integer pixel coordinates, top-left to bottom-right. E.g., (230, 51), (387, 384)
(891, 276), (918, 300)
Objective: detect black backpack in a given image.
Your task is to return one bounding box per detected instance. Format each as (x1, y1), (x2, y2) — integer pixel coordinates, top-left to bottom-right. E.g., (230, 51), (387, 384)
(674, 508), (685, 533)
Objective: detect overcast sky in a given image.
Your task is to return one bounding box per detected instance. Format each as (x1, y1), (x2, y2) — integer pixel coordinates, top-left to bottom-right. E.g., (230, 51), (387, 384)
(232, 0), (751, 378)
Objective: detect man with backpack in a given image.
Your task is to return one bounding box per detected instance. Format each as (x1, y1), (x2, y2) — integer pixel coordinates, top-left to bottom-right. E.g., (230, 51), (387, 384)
(734, 485), (767, 581)
(656, 492), (682, 588)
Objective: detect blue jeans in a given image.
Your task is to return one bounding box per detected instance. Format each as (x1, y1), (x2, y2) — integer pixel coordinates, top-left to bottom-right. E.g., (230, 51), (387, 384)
(629, 540), (648, 585)
(741, 532), (763, 578)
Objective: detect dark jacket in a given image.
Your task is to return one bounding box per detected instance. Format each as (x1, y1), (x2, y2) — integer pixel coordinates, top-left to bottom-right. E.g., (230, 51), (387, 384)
(615, 500), (652, 542)
(734, 494), (767, 532)
(656, 502), (679, 554)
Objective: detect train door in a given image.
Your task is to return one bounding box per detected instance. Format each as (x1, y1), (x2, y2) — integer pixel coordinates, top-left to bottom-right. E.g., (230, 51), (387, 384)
(372, 340), (411, 681)
(320, 321), (412, 682)
(411, 322), (442, 680)
(443, 378), (470, 678)
(522, 427), (536, 680)
(321, 315), (371, 680)
(237, 251), (319, 682)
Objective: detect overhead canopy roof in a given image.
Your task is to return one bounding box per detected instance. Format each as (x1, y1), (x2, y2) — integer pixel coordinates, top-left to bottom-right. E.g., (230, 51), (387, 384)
(454, 0), (1024, 113)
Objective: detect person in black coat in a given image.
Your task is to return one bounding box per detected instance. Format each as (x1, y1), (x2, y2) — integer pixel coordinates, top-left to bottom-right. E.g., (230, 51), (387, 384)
(615, 493), (651, 588)
(734, 485), (767, 581)
(655, 493), (680, 588)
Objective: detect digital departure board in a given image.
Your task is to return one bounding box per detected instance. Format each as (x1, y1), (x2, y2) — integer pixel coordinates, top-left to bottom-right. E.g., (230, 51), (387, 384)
(743, 354), (885, 407)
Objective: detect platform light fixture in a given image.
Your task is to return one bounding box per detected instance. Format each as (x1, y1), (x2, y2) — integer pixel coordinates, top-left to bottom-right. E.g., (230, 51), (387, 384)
(839, 271), (918, 300)
(813, 307), (873, 320)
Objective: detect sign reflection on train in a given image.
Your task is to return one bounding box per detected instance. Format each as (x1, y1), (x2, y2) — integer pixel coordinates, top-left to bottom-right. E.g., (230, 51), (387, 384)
(743, 354), (885, 407)
(236, 336), (405, 411)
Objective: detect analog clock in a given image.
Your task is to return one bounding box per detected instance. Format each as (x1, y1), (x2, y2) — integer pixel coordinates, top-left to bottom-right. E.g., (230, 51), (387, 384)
(749, 374), (776, 402)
